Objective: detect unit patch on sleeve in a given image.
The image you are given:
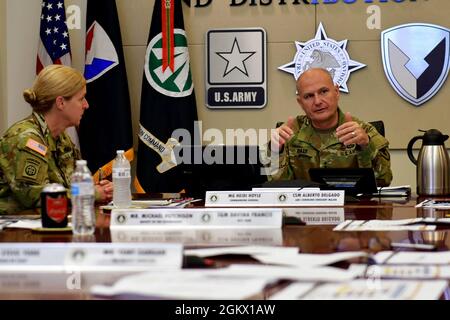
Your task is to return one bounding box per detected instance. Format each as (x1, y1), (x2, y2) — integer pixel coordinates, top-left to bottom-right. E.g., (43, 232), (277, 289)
(19, 157), (43, 183)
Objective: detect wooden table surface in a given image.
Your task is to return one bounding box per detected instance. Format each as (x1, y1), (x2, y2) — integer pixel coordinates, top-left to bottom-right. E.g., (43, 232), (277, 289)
(0, 197), (449, 299)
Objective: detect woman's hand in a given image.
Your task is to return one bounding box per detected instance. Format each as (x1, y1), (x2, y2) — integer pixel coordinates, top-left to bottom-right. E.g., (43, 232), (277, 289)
(95, 179), (113, 203)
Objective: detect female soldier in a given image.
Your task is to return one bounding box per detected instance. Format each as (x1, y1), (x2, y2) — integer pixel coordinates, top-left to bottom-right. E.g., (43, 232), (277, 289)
(0, 65), (113, 214)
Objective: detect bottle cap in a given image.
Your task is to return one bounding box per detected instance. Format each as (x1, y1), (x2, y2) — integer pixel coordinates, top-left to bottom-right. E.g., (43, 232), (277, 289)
(117, 150), (124, 154)
(76, 160), (87, 166)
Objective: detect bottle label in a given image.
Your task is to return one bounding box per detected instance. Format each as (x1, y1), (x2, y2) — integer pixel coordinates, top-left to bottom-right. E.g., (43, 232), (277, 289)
(77, 182), (94, 196)
(71, 184), (80, 196)
(45, 195), (68, 223)
(113, 168), (131, 178)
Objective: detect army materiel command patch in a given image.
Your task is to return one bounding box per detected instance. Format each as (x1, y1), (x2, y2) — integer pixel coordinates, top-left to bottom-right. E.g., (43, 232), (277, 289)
(26, 138), (47, 156)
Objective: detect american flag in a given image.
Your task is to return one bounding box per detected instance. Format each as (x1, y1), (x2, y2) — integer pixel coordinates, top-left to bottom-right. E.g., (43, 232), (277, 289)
(36, 0), (71, 74)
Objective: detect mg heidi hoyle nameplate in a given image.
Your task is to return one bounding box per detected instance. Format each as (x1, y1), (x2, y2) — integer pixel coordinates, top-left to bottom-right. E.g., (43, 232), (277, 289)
(0, 243), (182, 271)
(205, 190), (345, 207)
(110, 208), (282, 228)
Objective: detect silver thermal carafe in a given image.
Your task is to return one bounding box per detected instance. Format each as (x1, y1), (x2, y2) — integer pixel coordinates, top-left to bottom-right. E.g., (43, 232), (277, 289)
(407, 129), (450, 196)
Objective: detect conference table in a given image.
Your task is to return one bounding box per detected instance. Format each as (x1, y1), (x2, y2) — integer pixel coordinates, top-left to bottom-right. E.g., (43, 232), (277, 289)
(0, 195), (449, 300)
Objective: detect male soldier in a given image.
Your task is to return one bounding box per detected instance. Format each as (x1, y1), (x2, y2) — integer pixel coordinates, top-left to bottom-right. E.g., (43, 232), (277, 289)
(269, 68), (392, 187)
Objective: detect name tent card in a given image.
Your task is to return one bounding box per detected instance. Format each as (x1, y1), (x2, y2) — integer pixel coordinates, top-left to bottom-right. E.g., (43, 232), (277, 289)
(110, 228), (283, 246)
(284, 208), (345, 225)
(0, 243), (182, 271)
(110, 208), (282, 228)
(205, 190), (345, 207)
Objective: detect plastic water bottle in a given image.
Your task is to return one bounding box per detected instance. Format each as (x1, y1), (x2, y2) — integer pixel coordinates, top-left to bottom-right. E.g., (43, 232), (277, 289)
(113, 150), (132, 208)
(71, 160), (96, 235)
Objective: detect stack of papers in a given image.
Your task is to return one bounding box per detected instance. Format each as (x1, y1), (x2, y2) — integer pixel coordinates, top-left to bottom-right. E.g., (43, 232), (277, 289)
(374, 185), (411, 197)
(269, 280), (447, 300)
(333, 218), (437, 231)
(416, 199), (450, 210)
(100, 198), (201, 210)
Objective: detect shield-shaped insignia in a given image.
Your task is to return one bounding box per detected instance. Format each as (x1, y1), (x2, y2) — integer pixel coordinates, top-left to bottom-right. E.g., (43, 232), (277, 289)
(381, 23), (450, 106)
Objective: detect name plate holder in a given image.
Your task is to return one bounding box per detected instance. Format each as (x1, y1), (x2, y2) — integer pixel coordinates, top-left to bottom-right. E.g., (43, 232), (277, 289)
(110, 208), (282, 229)
(0, 243), (182, 271)
(204, 190), (345, 207)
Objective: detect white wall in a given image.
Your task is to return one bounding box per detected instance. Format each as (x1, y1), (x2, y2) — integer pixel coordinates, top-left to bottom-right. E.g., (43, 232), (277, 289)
(0, 0), (7, 134)
(4, 0), (40, 127)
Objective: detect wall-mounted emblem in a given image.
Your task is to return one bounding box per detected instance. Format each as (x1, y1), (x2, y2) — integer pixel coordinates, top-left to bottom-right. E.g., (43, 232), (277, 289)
(206, 28), (267, 109)
(381, 23), (450, 106)
(278, 23), (365, 93)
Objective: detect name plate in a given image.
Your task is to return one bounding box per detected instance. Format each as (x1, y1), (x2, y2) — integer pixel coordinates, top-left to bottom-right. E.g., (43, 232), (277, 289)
(0, 243), (182, 271)
(110, 228), (282, 246)
(284, 208), (345, 225)
(110, 208), (282, 228)
(205, 190), (345, 207)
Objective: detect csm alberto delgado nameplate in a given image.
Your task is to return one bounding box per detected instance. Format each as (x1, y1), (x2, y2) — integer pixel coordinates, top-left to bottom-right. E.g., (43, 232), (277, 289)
(205, 190), (345, 207)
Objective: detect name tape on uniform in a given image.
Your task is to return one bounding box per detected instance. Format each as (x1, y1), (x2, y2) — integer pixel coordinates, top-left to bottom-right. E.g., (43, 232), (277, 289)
(0, 243), (182, 271)
(205, 190), (345, 207)
(110, 208), (283, 229)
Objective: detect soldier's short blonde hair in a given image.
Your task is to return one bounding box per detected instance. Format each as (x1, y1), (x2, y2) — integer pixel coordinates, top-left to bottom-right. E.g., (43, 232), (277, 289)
(23, 65), (86, 113)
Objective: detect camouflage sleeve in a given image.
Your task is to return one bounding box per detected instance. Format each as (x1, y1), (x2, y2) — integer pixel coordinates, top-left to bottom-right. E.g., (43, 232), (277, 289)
(260, 142), (294, 181)
(357, 123), (393, 187)
(1, 135), (49, 208)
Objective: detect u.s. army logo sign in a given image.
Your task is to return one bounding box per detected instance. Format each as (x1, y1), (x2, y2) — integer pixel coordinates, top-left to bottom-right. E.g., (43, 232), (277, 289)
(206, 28), (267, 109)
(278, 23), (365, 93)
(381, 23), (450, 106)
(144, 29), (194, 97)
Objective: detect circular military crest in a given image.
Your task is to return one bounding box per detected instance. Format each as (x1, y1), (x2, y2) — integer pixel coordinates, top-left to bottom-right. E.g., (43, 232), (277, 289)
(209, 195), (218, 203)
(293, 38), (349, 87)
(278, 23), (366, 93)
(71, 249), (86, 263)
(278, 194), (287, 202)
(201, 213), (212, 223)
(144, 29), (194, 97)
(116, 214), (127, 225)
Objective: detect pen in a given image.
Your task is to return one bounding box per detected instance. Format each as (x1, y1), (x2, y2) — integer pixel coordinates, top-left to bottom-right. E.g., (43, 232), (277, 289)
(391, 242), (436, 250)
(98, 167), (104, 182)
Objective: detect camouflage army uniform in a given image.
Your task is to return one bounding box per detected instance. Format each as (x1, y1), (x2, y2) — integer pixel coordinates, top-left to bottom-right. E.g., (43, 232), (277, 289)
(0, 112), (81, 214)
(266, 109), (392, 187)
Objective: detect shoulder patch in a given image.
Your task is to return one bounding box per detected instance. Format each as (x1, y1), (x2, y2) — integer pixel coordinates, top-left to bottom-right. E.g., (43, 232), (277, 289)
(26, 138), (47, 157)
(20, 157), (42, 182)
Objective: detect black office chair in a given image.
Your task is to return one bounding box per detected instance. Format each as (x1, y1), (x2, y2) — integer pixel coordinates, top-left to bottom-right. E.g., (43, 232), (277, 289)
(369, 121), (385, 137)
(275, 120), (385, 137)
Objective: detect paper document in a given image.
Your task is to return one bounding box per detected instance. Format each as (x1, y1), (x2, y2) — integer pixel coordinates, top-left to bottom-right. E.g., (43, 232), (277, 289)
(253, 251), (368, 267)
(349, 264), (450, 279)
(221, 264), (359, 282)
(416, 199), (450, 209)
(270, 280), (447, 300)
(100, 198), (201, 210)
(185, 245), (299, 258)
(374, 251), (450, 265)
(334, 219), (436, 231)
(375, 185), (411, 196)
(6, 219), (46, 230)
(91, 269), (273, 300)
